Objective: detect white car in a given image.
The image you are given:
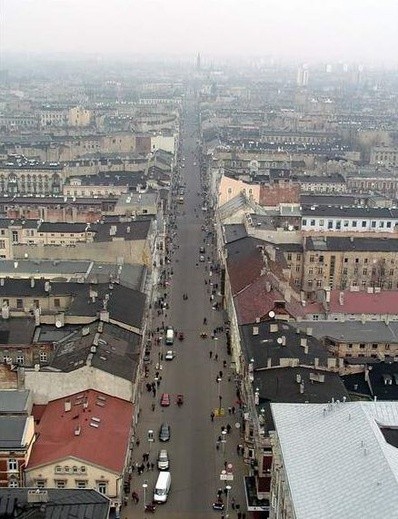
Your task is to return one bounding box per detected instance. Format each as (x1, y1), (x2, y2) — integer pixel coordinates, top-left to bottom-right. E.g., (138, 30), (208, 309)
(165, 350), (175, 360)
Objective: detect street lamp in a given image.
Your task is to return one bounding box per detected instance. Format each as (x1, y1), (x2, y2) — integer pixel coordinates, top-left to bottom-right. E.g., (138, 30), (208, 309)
(142, 481), (148, 509)
(225, 485), (232, 518)
(221, 429), (227, 456)
(217, 376), (222, 414)
(214, 336), (219, 358)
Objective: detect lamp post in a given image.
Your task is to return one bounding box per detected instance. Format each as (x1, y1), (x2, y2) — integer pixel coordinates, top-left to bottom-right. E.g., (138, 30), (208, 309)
(142, 481), (148, 509)
(221, 429), (227, 456)
(214, 336), (218, 358)
(225, 484), (232, 518)
(217, 376), (222, 414)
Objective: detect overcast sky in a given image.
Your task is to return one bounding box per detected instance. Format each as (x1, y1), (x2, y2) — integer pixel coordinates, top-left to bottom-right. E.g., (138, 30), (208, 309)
(2, 0), (398, 64)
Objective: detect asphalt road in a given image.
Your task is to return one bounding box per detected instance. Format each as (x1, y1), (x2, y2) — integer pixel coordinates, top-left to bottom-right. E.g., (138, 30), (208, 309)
(124, 100), (248, 519)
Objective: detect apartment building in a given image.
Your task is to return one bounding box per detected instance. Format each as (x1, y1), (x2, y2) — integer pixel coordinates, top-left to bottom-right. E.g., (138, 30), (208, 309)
(370, 146), (398, 166)
(302, 236), (398, 294)
(301, 206), (398, 233)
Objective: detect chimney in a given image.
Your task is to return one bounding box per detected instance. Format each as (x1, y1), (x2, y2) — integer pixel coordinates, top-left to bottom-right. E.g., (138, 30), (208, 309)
(30, 278), (35, 288)
(339, 291), (344, 306)
(299, 382), (305, 394)
(64, 400), (71, 412)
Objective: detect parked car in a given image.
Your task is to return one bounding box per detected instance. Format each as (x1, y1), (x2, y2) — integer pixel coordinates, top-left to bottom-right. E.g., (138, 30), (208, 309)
(160, 393), (170, 407)
(165, 350), (174, 360)
(157, 449), (170, 470)
(159, 423), (171, 442)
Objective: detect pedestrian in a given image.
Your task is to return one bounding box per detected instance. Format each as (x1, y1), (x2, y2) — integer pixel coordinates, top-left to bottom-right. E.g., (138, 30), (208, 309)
(221, 426), (225, 433)
(236, 444), (240, 455)
(223, 360), (227, 368)
(232, 406), (235, 414)
(224, 461), (228, 469)
(237, 513), (242, 519)
(219, 370), (223, 378)
(210, 411), (215, 422)
(146, 461), (150, 471)
(151, 462), (155, 471)
(209, 350), (213, 359)
(217, 489), (223, 498)
(228, 407), (232, 415)
(135, 437), (140, 447)
(226, 424), (231, 434)
(231, 498), (236, 509)
(215, 353), (218, 361)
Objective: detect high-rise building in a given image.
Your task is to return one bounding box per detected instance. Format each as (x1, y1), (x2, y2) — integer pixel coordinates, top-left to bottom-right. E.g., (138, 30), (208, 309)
(296, 64), (309, 86)
(196, 53), (201, 71)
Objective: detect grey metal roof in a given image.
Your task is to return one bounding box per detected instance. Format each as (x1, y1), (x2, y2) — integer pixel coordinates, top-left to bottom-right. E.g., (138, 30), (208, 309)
(223, 224), (247, 243)
(0, 416), (28, 449)
(302, 205), (394, 218)
(293, 320), (398, 343)
(0, 259), (91, 276)
(306, 236), (398, 252)
(0, 390), (30, 414)
(0, 488), (110, 519)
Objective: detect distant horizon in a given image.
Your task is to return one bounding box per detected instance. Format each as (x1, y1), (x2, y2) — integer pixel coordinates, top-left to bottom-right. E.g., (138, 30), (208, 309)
(2, 0), (398, 67)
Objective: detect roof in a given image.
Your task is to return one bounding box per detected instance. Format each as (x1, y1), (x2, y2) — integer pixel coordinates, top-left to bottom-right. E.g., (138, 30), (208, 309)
(240, 320), (329, 368)
(302, 205), (394, 218)
(0, 259), (91, 277)
(306, 236), (398, 252)
(226, 237), (265, 294)
(223, 223), (247, 243)
(0, 318), (36, 345)
(38, 222), (89, 234)
(0, 416), (29, 449)
(293, 320), (398, 344)
(329, 289), (398, 315)
(254, 366), (349, 405)
(0, 390), (30, 414)
(0, 488), (110, 519)
(271, 401), (398, 519)
(50, 322), (140, 380)
(91, 218), (151, 242)
(27, 389), (133, 473)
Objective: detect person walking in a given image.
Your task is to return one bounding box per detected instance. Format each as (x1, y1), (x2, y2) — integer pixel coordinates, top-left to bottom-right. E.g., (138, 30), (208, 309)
(209, 350), (213, 359)
(210, 411), (215, 422)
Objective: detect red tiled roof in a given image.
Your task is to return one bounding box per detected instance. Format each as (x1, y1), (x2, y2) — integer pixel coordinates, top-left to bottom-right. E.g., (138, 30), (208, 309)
(329, 290), (398, 315)
(27, 390), (133, 473)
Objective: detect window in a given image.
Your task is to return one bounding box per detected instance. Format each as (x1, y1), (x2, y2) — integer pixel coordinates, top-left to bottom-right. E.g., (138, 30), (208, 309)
(319, 255), (324, 263)
(308, 268), (313, 275)
(362, 221), (367, 228)
(307, 280), (313, 287)
(310, 255), (314, 263)
(387, 221), (392, 228)
(352, 221), (357, 228)
(336, 220), (341, 230)
(12, 231), (18, 243)
(75, 480), (87, 489)
(359, 343), (365, 349)
(319, 219), (324, 226)
(296, 254), (301, 261)
(328, 220), (333, 229)
(8, 478), (18, 488)
(302, 219), (307, 226)
(295, 265), (301, 272)
(379, 221), (385, 228)
(7, 459), (17, 472)
(16, 299), (23, 309)
(0, 239), (6, 249)
(35, 480), (46, 488)
(54, 298), (60, 308)
(371, 221), (376, 228)
(344, 220), (349, 227)
(287, 253), (292, 261)
(364, 258), (368, 264)
(372, 344), (378, 349)
(97, 481), (107, 494)
(348, 344), (353, 349)
(310, 219), (315, 226)
(344, 258), (348, 263)
(363, 269), (367, 275)
(16, 355), (24, 365)
(316, 280), (322, 287)
(55, 480), (66, 489)
(386, 344), (390, 350)
(40, 351), (47, 362)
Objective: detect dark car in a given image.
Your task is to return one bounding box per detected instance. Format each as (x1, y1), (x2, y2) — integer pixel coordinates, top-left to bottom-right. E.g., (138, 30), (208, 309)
(159, 423), (171, 442)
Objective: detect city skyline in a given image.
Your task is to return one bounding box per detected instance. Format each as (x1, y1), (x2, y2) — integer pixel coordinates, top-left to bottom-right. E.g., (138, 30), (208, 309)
(2, 0), (398, 65)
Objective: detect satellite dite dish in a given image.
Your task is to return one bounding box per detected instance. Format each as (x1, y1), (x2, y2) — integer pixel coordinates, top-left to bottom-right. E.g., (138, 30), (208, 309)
(55, 320), (63, 328)
(277, 337), (283, 345)
(268, 311), (275, 318)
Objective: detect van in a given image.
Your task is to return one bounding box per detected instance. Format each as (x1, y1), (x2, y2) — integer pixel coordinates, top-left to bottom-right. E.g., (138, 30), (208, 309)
(157, 449), (169, 470)
(153, 471), (171, 503)
(165, 327), (174, 345)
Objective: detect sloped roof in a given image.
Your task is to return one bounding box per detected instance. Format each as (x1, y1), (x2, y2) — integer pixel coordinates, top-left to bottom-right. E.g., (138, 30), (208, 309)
(329, 289), (398, 315)
(27, 390), (133, 473)
(271, 402), (398, 519)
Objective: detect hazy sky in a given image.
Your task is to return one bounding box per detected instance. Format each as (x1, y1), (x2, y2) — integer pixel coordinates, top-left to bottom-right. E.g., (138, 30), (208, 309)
(2, 0), (398, 64)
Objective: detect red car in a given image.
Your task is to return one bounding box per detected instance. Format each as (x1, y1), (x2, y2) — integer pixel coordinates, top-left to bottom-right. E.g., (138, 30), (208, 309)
(160, 393), (170, 407)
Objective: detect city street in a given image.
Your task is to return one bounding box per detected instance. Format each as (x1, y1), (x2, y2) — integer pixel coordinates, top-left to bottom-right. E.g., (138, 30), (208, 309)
(122, 100), (249, 518)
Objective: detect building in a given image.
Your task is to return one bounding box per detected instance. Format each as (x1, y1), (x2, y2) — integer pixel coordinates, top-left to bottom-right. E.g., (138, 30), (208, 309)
(25, 390), (133, 511)
(301, 206), (398, 233)
(0, 390), (35, 488)
(302, 236), (398, 294)
(270, 401), (398, 519)
(0, 487), (110, 518)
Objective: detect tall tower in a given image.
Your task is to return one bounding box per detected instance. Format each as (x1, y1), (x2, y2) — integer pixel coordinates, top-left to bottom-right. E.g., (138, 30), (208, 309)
(196, 53), (201, 71)
(297, 64), (309, 87)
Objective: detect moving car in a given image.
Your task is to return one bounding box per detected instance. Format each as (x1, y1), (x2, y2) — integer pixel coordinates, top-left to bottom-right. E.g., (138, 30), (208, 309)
(157, 449), (170, 470)
(199, 246), (205, 253)
(160, 393), (170, 407)
(165, 350), (174, 360)
(159, 423), (171, 442)
(199, 255), (205, 262)
(153, 471), (171, 503)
